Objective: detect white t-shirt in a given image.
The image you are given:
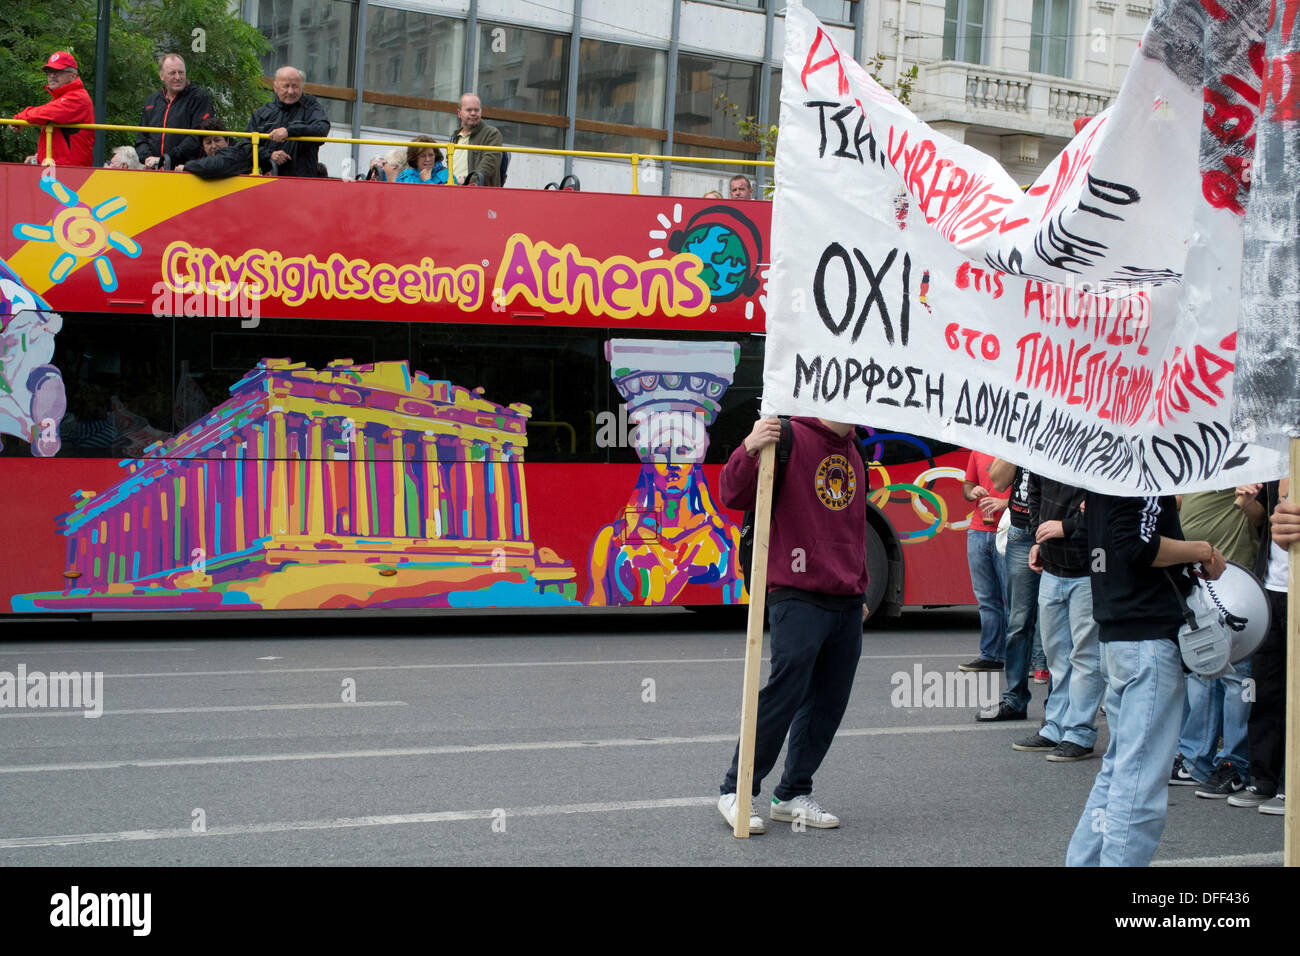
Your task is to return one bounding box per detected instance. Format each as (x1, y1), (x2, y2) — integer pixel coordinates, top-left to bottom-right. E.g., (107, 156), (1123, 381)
(1265, 539), (1290, 593)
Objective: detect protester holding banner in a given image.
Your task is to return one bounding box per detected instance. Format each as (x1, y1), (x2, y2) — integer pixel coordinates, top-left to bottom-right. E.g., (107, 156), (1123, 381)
(960, 451), (1010, 673)
(1067, 494), (1225, 866)
(1227, 481), (1289, 816)
(1170, 487), (1264, 797)
(715, 416), (868, 833)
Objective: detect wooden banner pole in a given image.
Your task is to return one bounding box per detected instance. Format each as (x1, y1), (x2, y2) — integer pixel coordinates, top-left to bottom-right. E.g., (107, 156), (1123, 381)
(1286, 438), (1298, 866)
(734, 442), (776, 838)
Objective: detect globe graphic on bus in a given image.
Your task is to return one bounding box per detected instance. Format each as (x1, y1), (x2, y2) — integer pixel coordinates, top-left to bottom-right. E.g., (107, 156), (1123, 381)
(679, 223), (750, 301)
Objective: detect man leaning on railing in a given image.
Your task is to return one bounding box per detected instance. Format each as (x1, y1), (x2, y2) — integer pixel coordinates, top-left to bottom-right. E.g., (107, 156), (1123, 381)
(135, 53), (214, 171)
(10, 51), (94, 167)
(248, 66), (329, 178)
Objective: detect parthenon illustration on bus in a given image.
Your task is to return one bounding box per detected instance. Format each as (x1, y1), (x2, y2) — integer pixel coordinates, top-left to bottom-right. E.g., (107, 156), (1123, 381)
(12, 358), (578, 611)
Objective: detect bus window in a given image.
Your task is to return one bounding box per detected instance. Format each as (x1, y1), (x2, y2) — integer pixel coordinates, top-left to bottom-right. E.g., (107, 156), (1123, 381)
(1, 312), (173, 459)
(414, 325), (604, 463)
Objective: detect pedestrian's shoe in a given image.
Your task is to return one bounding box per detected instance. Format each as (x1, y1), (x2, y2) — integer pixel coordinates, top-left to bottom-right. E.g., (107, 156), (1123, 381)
(1032, 669), (1050, 684)
(1012, 732), (1057, 752)
(771, 794), (839, 828)
(1259, 794), (1285, 816)
(718, 792), (764, 834)
(1170, 754), (1199, 786)
(1046, 741), (1095, 762)
(1170, 753), (1195, 785)
(1195, 762), (1245, 799)
(976, 701), (1027, 722)
(958, 658), (1004, 672)
(1226, 785), (1274, 808)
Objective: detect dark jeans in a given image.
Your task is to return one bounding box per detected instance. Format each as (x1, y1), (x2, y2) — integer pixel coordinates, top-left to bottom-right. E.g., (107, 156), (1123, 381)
(722, 598), (863, 801)
(1247, 589), (1288, 794)
(1002, 526), (1040, 712)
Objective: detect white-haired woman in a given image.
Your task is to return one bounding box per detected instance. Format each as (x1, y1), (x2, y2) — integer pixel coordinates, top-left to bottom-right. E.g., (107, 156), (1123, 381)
(106, 145), (144, 170)
(366, 147), (406, 181)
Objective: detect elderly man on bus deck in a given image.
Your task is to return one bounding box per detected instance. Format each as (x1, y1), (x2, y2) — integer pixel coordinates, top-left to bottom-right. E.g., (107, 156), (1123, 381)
(247, 66), (329, 177)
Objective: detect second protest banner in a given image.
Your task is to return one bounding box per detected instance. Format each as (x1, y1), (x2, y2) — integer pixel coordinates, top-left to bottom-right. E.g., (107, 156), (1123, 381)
(764, 0), (1287, 495)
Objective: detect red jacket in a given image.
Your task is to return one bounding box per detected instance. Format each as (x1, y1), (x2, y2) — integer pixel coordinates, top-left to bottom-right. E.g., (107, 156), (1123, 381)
(15, 77), (95, 166)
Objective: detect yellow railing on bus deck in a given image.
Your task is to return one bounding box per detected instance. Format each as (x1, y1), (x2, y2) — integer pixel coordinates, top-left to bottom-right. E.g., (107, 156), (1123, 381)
(0, 117), (775, 194)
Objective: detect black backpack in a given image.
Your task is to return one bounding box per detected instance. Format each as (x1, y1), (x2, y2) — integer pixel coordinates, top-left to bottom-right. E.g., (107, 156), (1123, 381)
(736, 418), (872, 591)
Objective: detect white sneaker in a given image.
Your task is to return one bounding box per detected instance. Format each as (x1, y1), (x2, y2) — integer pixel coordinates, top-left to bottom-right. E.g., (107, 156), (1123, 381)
(718, 792), (765, 834)
(770, 794), (840, 828)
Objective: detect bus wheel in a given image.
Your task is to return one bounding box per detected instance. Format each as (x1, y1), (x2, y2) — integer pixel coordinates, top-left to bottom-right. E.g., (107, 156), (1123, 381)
(863, 522), (888, 625)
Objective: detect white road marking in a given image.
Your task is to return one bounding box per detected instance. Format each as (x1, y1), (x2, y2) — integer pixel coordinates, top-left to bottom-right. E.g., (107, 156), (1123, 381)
(0, 797), (718, 850)
(1153, 851), (1282, 867)
(0, 722), (1011, 774)
(0, 647), (195, 655)
(93, 652), (974, 680)
(0, 701), (406, 720)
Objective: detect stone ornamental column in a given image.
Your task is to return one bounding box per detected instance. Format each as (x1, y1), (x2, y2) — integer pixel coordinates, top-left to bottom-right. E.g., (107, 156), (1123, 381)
(421, 433), (443, 539)
(388, 428), (406, 538)
(269, 410), (289, 536)
(307, 418), (326, 537)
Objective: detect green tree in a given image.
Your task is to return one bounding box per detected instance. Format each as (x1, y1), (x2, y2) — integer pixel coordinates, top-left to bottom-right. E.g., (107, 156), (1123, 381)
(1, 0), (269, 164)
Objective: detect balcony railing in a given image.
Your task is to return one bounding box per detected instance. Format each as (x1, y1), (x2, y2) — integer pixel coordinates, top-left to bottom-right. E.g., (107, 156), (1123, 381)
(917, 62), (1115, 139)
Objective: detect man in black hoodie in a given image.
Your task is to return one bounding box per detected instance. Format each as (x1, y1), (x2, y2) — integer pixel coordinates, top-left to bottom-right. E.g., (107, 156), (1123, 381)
(247, 66), (330, 177)
(1066, 493), (1224, 866)
(136, 54), (214, 170)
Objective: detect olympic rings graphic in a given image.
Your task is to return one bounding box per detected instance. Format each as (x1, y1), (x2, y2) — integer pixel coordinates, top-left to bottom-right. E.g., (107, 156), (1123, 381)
(870, 483), (947, 540)
(866, 465), (974, 541)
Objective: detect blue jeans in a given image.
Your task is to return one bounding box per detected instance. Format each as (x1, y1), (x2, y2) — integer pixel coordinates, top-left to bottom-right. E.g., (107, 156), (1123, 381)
(1067, 638), (1185, 866)
(966, 529), (1008, 663)
(1001, 526), (1040, 712)
(1178, 659), (1253, 780)
(721, 598), (862, 801)
(1038, 572), (1104, 748)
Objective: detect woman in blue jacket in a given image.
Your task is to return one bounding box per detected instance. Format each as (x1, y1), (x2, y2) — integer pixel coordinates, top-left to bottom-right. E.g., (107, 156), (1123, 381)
(396, 135), (448, 184)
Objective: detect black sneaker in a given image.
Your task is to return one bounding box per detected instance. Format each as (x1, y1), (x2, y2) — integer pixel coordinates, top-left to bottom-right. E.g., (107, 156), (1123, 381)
(1227, 784), (1274, 808)
(958, 658), (1004, 672)
(1195, 762), (1245, 799)
(976, 701), (1027, 722)
(1046, 741), (1095, 762)
(1012, 732), (1057, 751)
(1170, 754), (1199, 786)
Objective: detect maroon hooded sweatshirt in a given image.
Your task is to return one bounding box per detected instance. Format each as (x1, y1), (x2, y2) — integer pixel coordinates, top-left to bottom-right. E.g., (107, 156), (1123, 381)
(721, 417), (868, 608)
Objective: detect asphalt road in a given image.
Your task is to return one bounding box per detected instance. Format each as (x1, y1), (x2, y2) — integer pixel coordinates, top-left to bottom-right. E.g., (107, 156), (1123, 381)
(0, 608), (1285, 867)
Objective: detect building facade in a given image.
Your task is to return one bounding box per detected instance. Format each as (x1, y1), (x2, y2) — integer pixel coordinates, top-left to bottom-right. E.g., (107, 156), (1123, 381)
(240, 0), (1152, 193)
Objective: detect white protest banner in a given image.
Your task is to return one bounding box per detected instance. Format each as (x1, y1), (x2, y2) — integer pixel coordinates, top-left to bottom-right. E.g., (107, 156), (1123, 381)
(763, 0), (1287, 495)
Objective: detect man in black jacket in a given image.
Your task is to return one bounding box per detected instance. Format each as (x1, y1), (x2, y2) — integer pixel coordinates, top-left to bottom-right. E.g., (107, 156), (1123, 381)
(1011, 475), (1101, 762)
(136, 54), (214, 170)
(248, 66), (329, 177)
(1066, 493), (1225, 866)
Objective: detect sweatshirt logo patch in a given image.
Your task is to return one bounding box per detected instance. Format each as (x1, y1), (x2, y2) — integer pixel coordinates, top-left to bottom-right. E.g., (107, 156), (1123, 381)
(814, 455), (856, 511)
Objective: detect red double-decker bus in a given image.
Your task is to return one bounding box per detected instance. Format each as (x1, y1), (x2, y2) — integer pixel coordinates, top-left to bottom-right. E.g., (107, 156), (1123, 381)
(0, 160), (975, 620)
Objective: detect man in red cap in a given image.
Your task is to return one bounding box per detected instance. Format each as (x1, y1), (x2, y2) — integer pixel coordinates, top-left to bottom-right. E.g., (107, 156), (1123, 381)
(13, 52), (95, 167)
